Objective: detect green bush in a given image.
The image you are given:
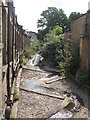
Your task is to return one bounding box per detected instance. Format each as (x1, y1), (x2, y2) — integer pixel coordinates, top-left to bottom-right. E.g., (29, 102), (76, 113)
(22, 41), (41, 66)
(23, 46), (31, 59)
(23, 42), (39, 60)
(58, 41), (80, 77)
(13, 88), (19, 101)
(41, 26), (64, 68)
(68, 45), (80, 76)
(41, 39), (64, 67)
(78, 69), (88, 85)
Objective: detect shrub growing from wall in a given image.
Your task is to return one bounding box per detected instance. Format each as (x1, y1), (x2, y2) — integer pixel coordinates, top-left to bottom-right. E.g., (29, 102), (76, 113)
(60, 40), (81, 77)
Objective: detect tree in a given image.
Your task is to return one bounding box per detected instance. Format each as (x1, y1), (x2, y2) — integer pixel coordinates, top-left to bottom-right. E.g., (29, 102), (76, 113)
(52, 25), (63, 35)
(37, 7), (68, 40)
(69, 12), (83, 21)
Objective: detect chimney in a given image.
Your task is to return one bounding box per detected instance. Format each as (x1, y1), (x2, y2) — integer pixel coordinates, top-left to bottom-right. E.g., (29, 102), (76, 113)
(88, 1), (90, 10)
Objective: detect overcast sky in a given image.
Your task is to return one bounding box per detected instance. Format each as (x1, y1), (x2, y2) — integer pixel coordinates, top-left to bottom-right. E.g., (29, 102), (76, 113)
(13, 0), (89, 32)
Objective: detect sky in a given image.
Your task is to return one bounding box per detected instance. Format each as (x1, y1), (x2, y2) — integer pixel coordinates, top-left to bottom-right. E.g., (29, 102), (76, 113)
(13, 0), (90, 32)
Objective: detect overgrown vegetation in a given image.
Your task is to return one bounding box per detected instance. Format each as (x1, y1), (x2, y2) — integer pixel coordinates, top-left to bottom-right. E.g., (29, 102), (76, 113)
(37, 7), (82, 41)
(22, 41), (41, 66)
(36, 7), (88, 86)
(40, 26), (80, 77)
(41, 26), (64, 68)
(37, 7), (82, 77)
(23, 42), (37, 59)
(58, 40), (80, 76)
(66, 44), (80, 76)
(13, 87), (19, 102)
(21, 7), (87, 85)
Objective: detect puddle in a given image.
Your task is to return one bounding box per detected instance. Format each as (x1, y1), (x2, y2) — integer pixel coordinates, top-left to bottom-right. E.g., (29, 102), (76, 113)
(24, 79), (47, 91)
(49, 109), (73, 119)
(24, 79), (64, 96)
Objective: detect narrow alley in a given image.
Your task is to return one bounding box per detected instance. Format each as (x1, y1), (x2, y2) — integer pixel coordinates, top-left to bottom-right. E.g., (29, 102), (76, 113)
(0, 0), (90, 119)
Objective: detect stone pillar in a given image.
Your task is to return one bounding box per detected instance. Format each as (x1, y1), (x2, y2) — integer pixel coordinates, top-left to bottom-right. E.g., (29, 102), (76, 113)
(0, 0), (3, 118)
(80, 36), (88, 70)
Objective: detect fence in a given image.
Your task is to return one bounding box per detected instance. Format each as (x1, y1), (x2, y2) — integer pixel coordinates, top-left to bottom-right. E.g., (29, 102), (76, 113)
(0, 0), (29, 118)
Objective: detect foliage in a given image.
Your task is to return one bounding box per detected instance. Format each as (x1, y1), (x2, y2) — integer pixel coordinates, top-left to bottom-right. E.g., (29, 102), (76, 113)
(23, 46), (31, 59)
(69, 12), (83, 22)
(37, 9), (82, 77)
(37, 7), (83, 40)
(40, 26), (80, 77)
(78, 69), (88, 85)
(37, 7), (68, 40)
(22, 56), (28, 66)
(23, 41), (40, 59)
(43, 42), (61, 67)
(67, 44), (80, 76)
(59, 40), (80, 76)
(45, 26), (64, 42)
(52, 26), (63, 35)
(22, 41), (41, 66)
(41, 26), (64, 68)
(13, 88), (19, 101)
(37, 28), (49, 42)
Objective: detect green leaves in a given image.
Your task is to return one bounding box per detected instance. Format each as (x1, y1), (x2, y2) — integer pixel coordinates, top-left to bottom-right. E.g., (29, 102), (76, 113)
(41, 26), (64, 68)
(63, 42), (80, 76)
(37, 7), (68, 40)
(52, 26), (63, 35)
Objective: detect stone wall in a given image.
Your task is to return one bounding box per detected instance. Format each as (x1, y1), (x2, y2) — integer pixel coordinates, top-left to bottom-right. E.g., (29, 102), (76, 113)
(71, 14), (86, 44)
(71, 13), (89, 71)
